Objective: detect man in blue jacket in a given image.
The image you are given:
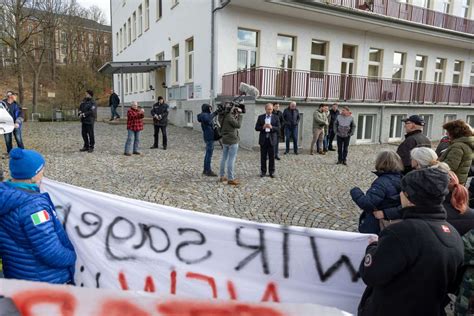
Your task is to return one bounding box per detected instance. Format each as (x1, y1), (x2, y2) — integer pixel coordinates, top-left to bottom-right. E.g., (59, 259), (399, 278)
(0, 148), (76, 284)
(2, 91), (24, 153)
(197, 104), (218, 177)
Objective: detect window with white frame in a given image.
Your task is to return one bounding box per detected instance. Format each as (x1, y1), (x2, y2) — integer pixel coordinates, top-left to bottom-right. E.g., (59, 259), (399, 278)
(453, 60), (463, 85)
(419, 114), (433, 138)
(389, 114), (407, 140)
(310, 40), (327, 72)
(132, 12), (136, 41)
(368, 48), (383, 78)
(125, 75), (129, 94)
(144, 0), (150, 30)
(186, 38), (194, 82)
(115, 32), (119, 54)
(470, 62), (474, 86)
(277, 35), (296, 69)
(129, 74), (133, 93)
(127, 18), (131, 46)
(237, 28), (258, 70)
(156, 52), (164, 61)
(138, 5), (143, 36)
(357, 114), (376, 143)
(185, 110), (193, 127)
(172, 44), (179, 83)
(467, 115), (474, 127)
(434, 58), (446, 84)
(392, 52), (405, 80)
(461, 0), (471, 18)
(123, 23), (126, 49)
(442, 0), (451, 14)
(157, 0), (162, 19)
(414, 55), (426, 82)
(444, 114), (457, 124)
(135, 74), (139, 92)
(145, 73), (150, 91)
(341, 44), (356, 75)
(119, 29), (123, 51)
(140, 73), (144, 91)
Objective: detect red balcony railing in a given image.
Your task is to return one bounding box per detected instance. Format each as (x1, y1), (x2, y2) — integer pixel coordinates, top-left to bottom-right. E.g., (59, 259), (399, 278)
(221, 67), (474, 105)
(324, 0), (474, 35)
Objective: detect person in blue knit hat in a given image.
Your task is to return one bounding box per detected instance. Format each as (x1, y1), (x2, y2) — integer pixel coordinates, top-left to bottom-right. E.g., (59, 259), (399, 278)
(0, 148), (76, 284)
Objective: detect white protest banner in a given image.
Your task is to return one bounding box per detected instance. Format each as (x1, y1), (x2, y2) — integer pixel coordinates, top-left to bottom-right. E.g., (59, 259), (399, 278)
(43, 179), (373, 315)
(0, 278), (350, 316)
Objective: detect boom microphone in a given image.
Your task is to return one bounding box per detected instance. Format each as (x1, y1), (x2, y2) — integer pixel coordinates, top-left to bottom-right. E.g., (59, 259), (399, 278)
(239, 82), (260, 98)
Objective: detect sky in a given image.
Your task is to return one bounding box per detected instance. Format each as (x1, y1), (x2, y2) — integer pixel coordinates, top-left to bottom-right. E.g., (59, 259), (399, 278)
(78, 0), (111, 25)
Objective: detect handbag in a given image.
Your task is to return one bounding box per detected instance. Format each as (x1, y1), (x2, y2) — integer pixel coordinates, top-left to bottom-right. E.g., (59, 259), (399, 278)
(379, 219), (402, 231)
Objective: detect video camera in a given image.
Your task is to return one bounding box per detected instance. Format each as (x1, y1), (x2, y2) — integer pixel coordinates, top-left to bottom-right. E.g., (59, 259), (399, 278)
(215, 82), (259, 115)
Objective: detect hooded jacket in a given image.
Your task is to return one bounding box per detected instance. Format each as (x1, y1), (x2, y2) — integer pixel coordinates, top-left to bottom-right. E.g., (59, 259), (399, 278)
(197, 104), (217, 142)
(219, 110), (242, 145)
(0, 182), (76, 284)
(440, 136), (474, 185)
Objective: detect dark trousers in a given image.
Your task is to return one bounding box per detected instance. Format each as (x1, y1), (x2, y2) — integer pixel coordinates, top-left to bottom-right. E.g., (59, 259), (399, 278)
(81, 123), (95, 149)
(260, 138), (275, 175)
(153, 125), (167, 148)
(4, 128), (24, 153)
(337, 136), (350, 162)
(285, 126), (298, 153)
(328, 129), (336, 150)
(274, 141), (279, 158)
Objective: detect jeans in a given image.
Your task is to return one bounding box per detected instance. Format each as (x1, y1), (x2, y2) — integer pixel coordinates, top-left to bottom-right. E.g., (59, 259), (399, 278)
(337, 136), (351, 162)
(220, 143), (238, 180)
(81, 123), (95, 149)
(153, 125), (167, 148)
(111, 106), (120, 119)
(125, 130), (140, 153)
(4, 128), (24, 153)
(203, 140), (214, 173)
(285, 126), (298, 153)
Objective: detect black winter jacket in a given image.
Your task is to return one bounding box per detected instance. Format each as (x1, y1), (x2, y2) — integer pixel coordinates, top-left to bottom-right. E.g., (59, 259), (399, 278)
(358, 205), (464, 316)
(109, 93), (120, 107)
(396, 130), (431, 174)
(328, 109), (340, 132)
(151, 103), (169, 126)
(444, 193), (474, 236)
(282, 108), (300, 128)
(79, 98), (96, 125)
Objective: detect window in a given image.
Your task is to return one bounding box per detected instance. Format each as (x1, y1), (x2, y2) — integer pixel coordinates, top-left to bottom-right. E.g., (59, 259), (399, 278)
(453, 60), (463, 85)
(185, 110), (193, 127)
(466, 115), (474, 127)
(127, 18), (131, 46)
(157, 0), (162, 19)
(186, 38), (194, 82)
(470, 62), (474, 86)
(310, 40), (327, 72)
(414, 55), (426, 82)
(419, 114), (433, 138)
(392, 52), (405, 80)
(140, 73), (144, 91)
(341, 44), (356, 75)
(132, 12), (136, 41)
(357, 115), (375, 143)
(237, 28), (258, 70)
(129, 74), (133, 93)
(389, 114), (407, 140)
(115, 32), (119, 54)
(277, 35), (296, 69)
(444, 114), (457, 124)
(145, 72), (150, 91)
(368, 48), (382, 78)
(138, 5), (143, 36)
(172, 44), (179, 83)
(434, 58), (446, 84)
(123, 23), (126, 49)
(119, 28), (123, 51)
(125, 75), (129, 94)
(144, 0), (149, 30)
(461, 0), (471, 18)
(156, 52), (164, 61)
(442, 0), (451, 14)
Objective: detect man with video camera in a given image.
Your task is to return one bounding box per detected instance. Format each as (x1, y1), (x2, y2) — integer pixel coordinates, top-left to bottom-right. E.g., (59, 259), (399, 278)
(218, 101), (244, 186)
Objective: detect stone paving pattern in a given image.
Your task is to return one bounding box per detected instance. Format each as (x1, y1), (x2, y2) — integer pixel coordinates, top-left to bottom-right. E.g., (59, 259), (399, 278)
(1, 122), (398, 232)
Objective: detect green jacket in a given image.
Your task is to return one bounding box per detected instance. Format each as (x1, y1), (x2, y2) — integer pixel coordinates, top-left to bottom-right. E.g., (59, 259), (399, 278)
(313, 109), (329, 132)
(219, 112), (242, 145)
(440, 136), (474, 185)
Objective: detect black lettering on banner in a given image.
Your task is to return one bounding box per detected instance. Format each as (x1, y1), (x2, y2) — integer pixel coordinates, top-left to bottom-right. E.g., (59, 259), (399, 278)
(75, 212), (103, 239)
(175, 228), (212, 264)
(95, 272), (101, 288)
(283, 229), (290, 279)
(234, 227), (269, 275)
(106, 216), (137, 261)
(134, 223), (171, 253)
(309, 236), (360, 282)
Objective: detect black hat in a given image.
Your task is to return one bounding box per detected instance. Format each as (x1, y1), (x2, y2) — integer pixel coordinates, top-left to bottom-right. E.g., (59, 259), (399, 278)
(86, 90), (94, 97)
(401, 168), (449, 207)
(402, 115), (425, 126)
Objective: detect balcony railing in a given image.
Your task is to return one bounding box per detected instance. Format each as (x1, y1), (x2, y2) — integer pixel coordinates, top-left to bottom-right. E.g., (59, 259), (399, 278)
(221, 67), (474, 105)
(324, 0), (474, 35)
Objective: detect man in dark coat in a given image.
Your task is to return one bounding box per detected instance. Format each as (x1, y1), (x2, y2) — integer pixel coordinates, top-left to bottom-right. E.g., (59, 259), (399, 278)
(272, 102), (284, 160)
(327, 103), (339, 151)
(282, 101), (300, 155)
(150, 96), (169, 150)
(396, 115), (431, 174)
(358, 168), (464, 316)
(109, 90), (120, 121)
(197, 104), (218, 176)
(255, 103), (280, 178)
(78, 90), (96, 153)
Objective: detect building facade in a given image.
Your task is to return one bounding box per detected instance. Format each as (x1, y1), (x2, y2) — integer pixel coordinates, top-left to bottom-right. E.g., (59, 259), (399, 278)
(111, 0), (474, 148)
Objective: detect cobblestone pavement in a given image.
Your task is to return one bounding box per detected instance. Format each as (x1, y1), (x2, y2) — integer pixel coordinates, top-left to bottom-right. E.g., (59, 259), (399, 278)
(1, 122), (398, 232)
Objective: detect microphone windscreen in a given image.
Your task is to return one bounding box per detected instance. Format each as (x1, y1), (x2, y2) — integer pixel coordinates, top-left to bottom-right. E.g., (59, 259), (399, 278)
(239, 83), (260, 98)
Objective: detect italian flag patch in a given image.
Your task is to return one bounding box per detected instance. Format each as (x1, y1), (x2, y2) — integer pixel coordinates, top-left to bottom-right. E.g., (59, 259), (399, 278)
(31, 210), (50, 226)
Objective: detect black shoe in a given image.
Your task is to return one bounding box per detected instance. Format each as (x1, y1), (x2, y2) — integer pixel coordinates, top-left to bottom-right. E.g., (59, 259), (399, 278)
(163, 147), (167, 150)
(343, 161), (347, 165)
(275, 156), (281, 160)
(133, 152), (141, 155)
(328, 148), (336, 151)
(336, 160), (342, 164)
(80, 147), (89, 152)
(269, 174), (276, 178)
(87, 148), (94, 153)
(294, 152), (298, 155)
(109, 118), (114, 121)
(205, 171), (218, 177)
(150, 146), (158, 149)
(260, 173), (266, 177)
(284, 152), (288, 155)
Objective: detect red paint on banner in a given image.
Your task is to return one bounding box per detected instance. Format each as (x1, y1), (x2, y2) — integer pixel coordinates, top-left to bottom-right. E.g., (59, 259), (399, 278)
(186, 272), (218, 299)
(118, 271), (129, 290)
(226, 281), (238, 300)
(170, 270), (177, 295)
(261, 282), (280, 302)
(157, 302), (285, 316)
(144, 276), (156, 293)
(12, 289), (77, 316)
(99, 300), (151, 316)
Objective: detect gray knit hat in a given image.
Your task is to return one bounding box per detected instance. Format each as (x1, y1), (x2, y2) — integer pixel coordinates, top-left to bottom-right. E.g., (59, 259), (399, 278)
(401, 168), (449, 206)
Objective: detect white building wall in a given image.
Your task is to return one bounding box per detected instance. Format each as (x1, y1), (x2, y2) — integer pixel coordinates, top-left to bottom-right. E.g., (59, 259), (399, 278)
(111, 0), (212, 104)
(215, 6), (473, 94)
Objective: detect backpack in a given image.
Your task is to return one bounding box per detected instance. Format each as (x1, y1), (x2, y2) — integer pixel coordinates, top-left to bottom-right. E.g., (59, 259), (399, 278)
(212, 115), (222, 141)
(455, 229), (474, 315)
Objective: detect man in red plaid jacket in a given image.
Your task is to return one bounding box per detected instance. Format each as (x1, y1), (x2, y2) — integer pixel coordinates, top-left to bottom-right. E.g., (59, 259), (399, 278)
(124, 101), (144, 156)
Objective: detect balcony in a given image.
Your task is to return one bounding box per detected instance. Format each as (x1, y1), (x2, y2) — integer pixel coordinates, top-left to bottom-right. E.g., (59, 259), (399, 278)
(322, 0), (474, 35)
(221, 67), (474, 105)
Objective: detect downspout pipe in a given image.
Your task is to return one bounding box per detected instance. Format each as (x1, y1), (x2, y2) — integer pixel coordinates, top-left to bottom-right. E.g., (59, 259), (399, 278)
(211, 0), (231, 106)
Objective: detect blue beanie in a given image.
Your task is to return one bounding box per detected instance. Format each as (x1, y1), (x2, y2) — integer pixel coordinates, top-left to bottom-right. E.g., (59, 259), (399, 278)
(9, 148), (45, 179)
